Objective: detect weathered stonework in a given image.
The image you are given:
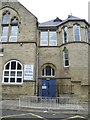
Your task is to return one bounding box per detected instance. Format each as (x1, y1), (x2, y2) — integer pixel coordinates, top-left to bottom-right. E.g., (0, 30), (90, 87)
(0, 0), (90, 100)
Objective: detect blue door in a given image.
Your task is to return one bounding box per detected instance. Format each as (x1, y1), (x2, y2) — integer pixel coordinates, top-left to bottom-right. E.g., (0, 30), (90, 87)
(42, 79), (56, 97)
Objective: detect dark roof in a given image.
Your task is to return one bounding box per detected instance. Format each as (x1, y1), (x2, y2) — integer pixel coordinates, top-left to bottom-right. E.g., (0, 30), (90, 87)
(39, 15), (90, 28)
(39, 17), (62, 27)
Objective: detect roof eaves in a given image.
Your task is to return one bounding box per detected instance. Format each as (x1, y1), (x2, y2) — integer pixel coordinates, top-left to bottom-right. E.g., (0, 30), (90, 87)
(57, 19), (90, 27)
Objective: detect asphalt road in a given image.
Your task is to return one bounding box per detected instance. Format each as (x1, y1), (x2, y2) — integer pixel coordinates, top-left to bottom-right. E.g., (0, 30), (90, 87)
(1, 109), (89, 120)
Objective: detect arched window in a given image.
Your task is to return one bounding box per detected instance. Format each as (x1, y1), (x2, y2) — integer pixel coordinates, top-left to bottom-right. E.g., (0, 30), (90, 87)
(1, 11), (10, 42)
(73, 24), (81, 41)
(42, 65), (55, 77)
(63, 26), (68, 43)
(9, 17), (18, 42)
(2, 11), (10, 24)
(1, 11), (19, 42)
(63, 47), (69, 67)
(2, 60), (23, 84)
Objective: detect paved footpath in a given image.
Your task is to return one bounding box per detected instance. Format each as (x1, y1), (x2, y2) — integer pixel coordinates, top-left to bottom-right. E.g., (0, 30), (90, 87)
(0, 100), (89, 115)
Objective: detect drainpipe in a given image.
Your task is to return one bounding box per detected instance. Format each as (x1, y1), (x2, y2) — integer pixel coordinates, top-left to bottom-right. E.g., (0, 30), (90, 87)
(35, 21), (39, 96)
(36, 51), (39, 96)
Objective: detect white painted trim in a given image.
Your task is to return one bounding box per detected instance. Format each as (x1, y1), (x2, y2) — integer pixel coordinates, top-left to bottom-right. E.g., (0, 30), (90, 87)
(0, 54), (3, 57)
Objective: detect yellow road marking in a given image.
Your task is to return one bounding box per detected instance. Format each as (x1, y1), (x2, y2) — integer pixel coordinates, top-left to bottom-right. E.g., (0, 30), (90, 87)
(30, 113), (48, 120)
(0, 112), (48, 120)
(63, 115), (86, 120)
(0, 113), (32, 119)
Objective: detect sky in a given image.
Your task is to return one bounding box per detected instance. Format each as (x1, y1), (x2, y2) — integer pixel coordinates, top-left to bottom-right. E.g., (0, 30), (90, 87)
(18, 0), (89, 23)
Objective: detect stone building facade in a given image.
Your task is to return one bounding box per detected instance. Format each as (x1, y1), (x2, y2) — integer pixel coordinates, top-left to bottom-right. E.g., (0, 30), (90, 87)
(0, 0), (90, 100)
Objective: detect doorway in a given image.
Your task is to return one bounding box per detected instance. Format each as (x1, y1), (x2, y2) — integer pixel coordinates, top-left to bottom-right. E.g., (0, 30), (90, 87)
(42, 79), (56, 97)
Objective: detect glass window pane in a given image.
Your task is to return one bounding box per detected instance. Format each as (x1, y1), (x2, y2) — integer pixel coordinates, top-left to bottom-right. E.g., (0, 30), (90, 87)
(4, 71), (9, 76)
(40, 31), (48, 46)
(9, 26), (18, 42)
(63, 27), (68, 43)
(65, 60), (69, 66)
(65, 53), (68, 59)
(1, 26), (8, 42)
(17, 71), (22, 76)
(2, 12), (10, 24)
(5, 63), (10, 69)
(49, 31), (57, 46)
(17, 78), (21, 83)
(4, 78), (9, 82)
(46, 66), (51, 75)
(10, 71), (15, 76)
(42, 69), (44, 76)
(52, 68), (55, 76)
(10, 78), (15, 82)
(11, 17), (18, 24)
(11, 61), (16, 69)
(74, 25), (80, 41)
(17, 63), (21, 70)
(50, 32), (56, 40)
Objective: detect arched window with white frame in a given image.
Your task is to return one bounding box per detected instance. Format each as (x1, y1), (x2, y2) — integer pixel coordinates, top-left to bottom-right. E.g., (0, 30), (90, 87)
(63, 47), (69, 67)
(73, 24), (81, 41)
(2, 60), (23, 84)
(42, 65), (55, 77)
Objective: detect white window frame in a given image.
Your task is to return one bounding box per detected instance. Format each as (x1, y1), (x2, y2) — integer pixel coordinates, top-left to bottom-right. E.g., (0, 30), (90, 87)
(63, 48), (69, 67)
(62, 27), (68, 43)
(49, 31), (57, 46)
(40, 31), (48, 46)
(42, 65), (55, 77)
(9, 26), (18, 42)
(40, 31), (57, 46)
(1, 26), (9, 42)
(2, 60), (23, 84)
(73, 24), (81, 41)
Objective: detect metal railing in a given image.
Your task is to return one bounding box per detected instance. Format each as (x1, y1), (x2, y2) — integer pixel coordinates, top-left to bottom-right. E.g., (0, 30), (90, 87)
(19, 96), (84, 111)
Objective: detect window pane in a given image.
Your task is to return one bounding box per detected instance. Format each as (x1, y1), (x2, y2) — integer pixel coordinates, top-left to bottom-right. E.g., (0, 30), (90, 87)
(17, 78), (22, 83)
(64, 48), (69, 67)
(17, 71), (22, 76)
(1, 26), (8, 42)
(9, 26), (18, 42)
(10, 78), (15, 82)
(50, 32), (56, 40)
(4, 78), (9, 82)
(10, 71), (15, 76)
(17, 63), (21, 70)
(46, 66), (51, 75)
(52, 68), (55, 76)
(42, 69), (44, 76)
(11, 17), (18, 24)
(65, 53), (68, 59)
(4, 71), (9, 76)
(40, 32), (48, 46)
(49, 31), (57, 46)
(5, 63), (10, 69)
(2, 12), (10, 24)
(63, 27), (68, 43)
(74, 25), (80, 41)
(11, 61), (16, 69)
(65, 60), (69, 66)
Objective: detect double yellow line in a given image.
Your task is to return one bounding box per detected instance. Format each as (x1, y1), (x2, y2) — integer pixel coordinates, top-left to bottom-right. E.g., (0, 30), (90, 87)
(0, 112), (48, 120)
(63, 115), (88, 120)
